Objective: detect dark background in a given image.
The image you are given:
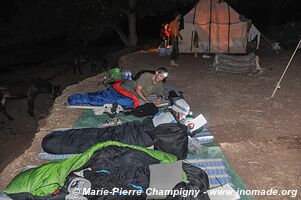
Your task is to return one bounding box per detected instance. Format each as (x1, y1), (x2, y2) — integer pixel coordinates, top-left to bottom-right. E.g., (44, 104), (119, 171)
(0, 0), (300, 68)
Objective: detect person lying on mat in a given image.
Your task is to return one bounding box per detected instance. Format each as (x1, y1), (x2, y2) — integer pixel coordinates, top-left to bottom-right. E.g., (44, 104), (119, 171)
(152, 98), (195, 131)
(135, 67), (168, 104)
(68, 67), (168, 109)
(118, 67), (168, 107)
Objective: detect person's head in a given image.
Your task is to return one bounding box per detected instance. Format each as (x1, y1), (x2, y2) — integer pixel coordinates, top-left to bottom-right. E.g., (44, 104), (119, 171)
(164, 23), (169, 29)
(171, 99), (190, 121)
(154, 67), (168, 83)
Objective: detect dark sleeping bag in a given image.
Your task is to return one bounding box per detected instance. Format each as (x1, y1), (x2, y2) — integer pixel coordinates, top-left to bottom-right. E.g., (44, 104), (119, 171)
(166, 162), (210, 200)
(42, 118), (188, 159)
(148, 122), (188, 160)
(5, 143), (209, 200)
(42, 118), (155, 154)
(5, 142), (176, 200)
(79, 146), (160, 199)
(124, 103), (159, 117)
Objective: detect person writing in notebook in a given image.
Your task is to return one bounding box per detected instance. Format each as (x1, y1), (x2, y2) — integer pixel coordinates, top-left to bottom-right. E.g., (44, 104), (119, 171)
(152, 99), (195, 130)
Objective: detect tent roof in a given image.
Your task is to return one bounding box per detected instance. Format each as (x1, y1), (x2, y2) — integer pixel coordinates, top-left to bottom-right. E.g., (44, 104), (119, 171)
(184, 0), (245, 25)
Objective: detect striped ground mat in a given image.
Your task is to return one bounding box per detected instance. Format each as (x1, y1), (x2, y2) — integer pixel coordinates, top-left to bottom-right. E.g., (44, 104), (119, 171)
(0, 193), (11, 200)
(186, 158), (232, 188)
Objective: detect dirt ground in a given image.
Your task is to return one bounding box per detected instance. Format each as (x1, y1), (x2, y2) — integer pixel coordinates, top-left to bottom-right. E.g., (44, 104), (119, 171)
(0, 45), (124, 171)
(0, 47), (300, 199)
(0, 61), (103, 171)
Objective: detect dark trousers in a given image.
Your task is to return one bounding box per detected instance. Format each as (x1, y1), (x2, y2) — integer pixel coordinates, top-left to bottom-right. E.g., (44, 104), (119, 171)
(170, 34), (179, 61)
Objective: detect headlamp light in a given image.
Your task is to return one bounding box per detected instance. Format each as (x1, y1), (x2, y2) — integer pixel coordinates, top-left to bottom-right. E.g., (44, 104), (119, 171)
(161, 72), (168, 78)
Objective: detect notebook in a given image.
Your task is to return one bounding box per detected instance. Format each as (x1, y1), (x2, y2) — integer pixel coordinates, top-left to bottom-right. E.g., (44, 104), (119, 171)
(189, 114), (207, 132)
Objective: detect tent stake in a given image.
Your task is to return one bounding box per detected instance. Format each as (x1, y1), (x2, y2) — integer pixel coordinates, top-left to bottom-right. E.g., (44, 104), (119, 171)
(271, 40), (301, 99)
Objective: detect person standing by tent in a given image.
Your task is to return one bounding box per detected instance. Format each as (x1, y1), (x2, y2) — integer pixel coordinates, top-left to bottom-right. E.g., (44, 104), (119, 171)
(169, 13), (183, 66)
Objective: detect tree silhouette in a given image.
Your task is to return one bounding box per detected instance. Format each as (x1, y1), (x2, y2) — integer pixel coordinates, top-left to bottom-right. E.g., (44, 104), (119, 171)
(0, 0), (196, 47)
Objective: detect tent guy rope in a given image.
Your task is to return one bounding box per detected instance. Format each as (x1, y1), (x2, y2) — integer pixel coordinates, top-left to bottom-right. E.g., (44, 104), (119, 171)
(271, 39), (301, 99)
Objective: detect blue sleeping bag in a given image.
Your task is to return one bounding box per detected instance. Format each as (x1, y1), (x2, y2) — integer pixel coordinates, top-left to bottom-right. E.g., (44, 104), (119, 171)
(68, 86), (134, 108)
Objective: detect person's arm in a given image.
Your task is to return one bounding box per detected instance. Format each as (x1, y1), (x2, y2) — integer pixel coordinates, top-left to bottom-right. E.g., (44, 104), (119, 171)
(135, 73), (151, 103)
(135, 85), (150, 103)
(177, 22), (183, 40)
(152, 84), (164, 106)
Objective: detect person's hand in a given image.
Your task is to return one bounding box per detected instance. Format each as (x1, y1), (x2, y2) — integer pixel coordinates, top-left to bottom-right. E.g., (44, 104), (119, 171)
(184, 120), (194, 129)
(153, 97), (162, 106)
(187, 123), (195, 130)
(144, 99), (151, 104)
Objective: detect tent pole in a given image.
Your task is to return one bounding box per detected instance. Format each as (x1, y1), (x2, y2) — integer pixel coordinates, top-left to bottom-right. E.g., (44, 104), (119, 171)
(190, 5), (197, 52)
(208, 0), (213, 53)
(227, 4), (231, 53)
(271, 40), (301, 99)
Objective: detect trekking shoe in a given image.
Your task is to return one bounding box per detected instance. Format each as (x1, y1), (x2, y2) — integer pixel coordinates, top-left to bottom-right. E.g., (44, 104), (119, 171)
(169, 60), (178, 66)
(202, 54), (211, 59)
(65, 177), (91, 200)
(101, 118), (123, 127)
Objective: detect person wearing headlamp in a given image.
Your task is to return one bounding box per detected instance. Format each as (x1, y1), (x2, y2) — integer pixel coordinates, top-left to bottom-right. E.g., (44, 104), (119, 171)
(114, 67), (168, 108)
(135, 67), (168, 106)
(69, 67), (168, 109)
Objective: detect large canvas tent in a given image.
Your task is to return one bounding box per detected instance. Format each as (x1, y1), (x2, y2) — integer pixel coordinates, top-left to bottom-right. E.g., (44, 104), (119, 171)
(179, 0), (259, 54)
